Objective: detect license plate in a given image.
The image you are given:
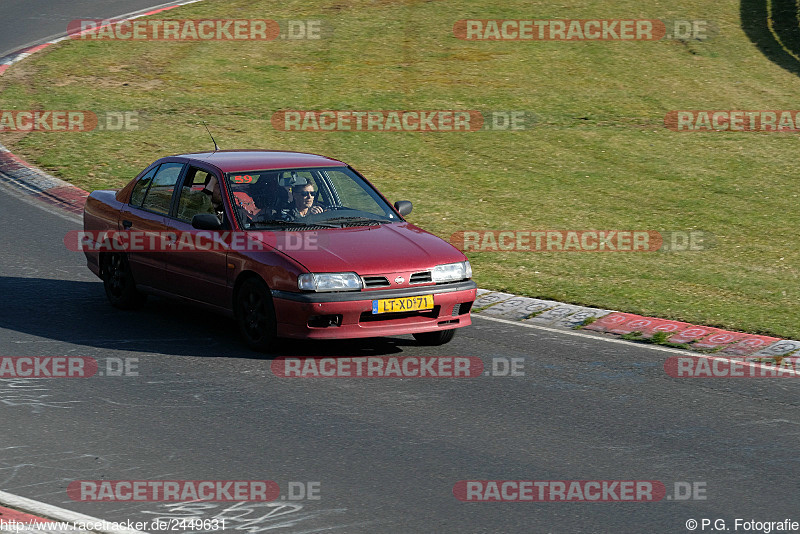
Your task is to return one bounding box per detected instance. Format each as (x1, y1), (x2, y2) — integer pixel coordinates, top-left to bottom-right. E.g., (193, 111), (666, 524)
(372, 295), (434, 314)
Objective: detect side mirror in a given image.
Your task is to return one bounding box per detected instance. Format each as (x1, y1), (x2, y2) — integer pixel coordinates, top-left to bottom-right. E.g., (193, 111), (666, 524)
(394, 200), (413, 216)
(192, 213), (222, 230)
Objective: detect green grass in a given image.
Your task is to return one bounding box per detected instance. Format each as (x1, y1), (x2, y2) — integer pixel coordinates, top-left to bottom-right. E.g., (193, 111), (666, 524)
(1, 0), (798, 338)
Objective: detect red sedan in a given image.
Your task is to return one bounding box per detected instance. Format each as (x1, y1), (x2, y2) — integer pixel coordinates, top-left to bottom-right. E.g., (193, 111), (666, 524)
(83, 150), (476, 350)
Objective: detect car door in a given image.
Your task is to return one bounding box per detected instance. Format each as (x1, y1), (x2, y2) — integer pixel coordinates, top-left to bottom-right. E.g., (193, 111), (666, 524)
(120, 161), (185, 292)
(162, 165), (229, 307)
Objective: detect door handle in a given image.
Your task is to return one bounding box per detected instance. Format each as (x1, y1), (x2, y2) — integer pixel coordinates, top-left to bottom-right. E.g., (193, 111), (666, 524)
(122, 220), (133, 229)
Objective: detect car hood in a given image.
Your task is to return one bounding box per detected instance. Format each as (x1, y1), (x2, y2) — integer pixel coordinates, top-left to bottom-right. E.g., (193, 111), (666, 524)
(252, 222), (466, 274)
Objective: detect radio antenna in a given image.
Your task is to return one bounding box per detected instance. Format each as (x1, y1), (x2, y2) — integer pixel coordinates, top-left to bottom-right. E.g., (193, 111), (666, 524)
(202, 121), (220, 152)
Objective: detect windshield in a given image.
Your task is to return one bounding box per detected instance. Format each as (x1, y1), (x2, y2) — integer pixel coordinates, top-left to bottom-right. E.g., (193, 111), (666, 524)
(224, 167), (401, 229)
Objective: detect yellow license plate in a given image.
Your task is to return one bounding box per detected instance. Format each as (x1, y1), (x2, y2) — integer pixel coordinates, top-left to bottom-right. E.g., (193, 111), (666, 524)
(372, 295), (434, 314)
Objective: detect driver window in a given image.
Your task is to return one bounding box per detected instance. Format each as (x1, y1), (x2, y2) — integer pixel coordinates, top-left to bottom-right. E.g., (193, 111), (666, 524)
(176, 167), (218, 222)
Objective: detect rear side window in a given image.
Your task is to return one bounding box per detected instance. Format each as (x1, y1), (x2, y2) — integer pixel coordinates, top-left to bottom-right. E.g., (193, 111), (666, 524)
(141, 163), (184, 215)
(129, 166), (158, 207)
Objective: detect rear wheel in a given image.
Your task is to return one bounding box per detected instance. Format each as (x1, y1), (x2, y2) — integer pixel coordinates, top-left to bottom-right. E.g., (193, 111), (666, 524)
(102, 253), (146, 309)
(413, 329), (456, 346)
(236, 277), (278, 352)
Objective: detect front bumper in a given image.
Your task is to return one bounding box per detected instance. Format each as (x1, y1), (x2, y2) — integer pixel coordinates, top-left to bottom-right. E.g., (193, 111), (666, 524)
(271, 280), (477, 339)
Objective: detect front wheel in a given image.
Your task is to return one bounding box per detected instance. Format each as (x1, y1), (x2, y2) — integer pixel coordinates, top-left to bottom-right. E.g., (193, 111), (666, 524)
(236, 277), (278, 352)
(102, 253), (146, 309)
(413, 329), (456, 346)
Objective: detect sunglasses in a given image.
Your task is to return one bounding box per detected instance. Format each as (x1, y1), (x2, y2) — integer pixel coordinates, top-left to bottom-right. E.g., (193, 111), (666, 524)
(297, 191), (316, 197)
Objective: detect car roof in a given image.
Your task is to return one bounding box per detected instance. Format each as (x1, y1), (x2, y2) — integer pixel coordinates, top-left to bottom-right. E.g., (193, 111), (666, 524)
(173, 150), (348, 173)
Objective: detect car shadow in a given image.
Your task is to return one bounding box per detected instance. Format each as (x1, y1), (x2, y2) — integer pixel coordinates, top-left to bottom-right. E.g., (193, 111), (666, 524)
(0, 276), (412, 359)
(741, 0), (800, 77)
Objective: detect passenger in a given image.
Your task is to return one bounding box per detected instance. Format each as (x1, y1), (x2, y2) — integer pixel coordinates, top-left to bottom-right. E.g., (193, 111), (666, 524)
(252, 176), (292, 220)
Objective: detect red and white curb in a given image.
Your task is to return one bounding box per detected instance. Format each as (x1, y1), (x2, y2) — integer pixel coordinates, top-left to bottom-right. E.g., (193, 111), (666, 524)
(0, 146), (88, 215)
(0, 44), (51, 77)
(0, 491), (144, 534)
(472, 289), (800, 358)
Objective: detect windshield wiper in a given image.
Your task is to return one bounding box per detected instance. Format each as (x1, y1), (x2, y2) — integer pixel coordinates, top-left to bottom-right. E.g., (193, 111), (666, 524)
(322, 216), (387, 225)
(250, 219), (338, 228)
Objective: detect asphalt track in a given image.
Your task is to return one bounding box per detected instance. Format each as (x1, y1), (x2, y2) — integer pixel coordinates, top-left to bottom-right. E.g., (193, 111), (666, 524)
(741, 0), (800, 77)
(1, 2), (800, 533)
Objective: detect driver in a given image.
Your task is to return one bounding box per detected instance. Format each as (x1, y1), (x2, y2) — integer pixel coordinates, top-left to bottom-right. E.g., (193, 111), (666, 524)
(201, 174), (225, 223)
(280, 182), (324, 220)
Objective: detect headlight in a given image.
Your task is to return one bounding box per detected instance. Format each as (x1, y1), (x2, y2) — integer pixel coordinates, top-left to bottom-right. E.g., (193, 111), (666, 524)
(431, 261), (472, 283)
(298, 272), (363, 292)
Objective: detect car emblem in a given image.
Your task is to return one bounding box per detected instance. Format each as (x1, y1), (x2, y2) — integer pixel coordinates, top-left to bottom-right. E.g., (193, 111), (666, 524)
(394, 276), (405, 285)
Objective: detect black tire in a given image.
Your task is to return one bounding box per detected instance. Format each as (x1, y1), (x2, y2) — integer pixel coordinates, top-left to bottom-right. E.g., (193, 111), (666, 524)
(102, 253), (146, 309)
(413, 329), (456, 346)
(236, 277), (278, 352)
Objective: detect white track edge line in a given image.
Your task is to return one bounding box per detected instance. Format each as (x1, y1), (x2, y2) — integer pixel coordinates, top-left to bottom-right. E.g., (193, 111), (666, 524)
(472, 314), (800, 375)
(473, 314), (697, 355)
(0, 490), (146, 534)
(0, 174), (82, 224)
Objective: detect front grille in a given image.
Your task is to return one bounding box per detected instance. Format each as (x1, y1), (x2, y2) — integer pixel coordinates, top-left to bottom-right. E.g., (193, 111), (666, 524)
(362, 276), (390, 288)
(409, 271), (432, 284)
